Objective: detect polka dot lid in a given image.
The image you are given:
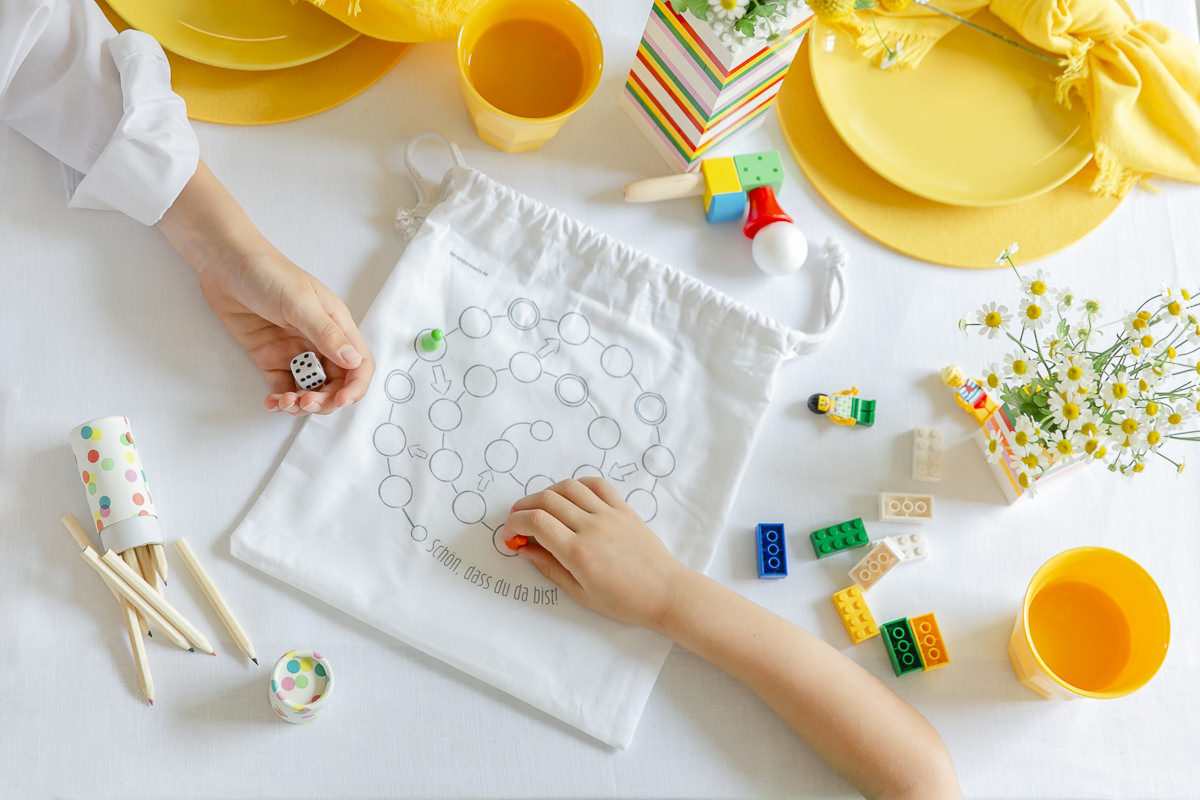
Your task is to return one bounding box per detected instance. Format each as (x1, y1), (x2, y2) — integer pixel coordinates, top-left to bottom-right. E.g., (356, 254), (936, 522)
(68, 416), (161, 552)
(268, 650), (333, 724)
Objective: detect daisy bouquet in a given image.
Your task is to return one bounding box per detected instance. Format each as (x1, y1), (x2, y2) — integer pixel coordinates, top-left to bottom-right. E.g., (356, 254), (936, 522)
(960, 243), (1200, 492)
(670, 0), (811, 47)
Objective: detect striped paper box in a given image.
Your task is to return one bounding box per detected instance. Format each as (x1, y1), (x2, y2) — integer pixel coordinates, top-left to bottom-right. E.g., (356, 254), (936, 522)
(620, 0), (812, 171)
(974, 407), (1087, 502)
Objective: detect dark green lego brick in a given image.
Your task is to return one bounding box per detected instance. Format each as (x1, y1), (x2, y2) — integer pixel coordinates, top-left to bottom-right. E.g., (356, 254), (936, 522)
(857, 399), (876, 427)
(810, 518), (869, 558)
(882, 618), (925, 676)
(732, 151), (785, 192)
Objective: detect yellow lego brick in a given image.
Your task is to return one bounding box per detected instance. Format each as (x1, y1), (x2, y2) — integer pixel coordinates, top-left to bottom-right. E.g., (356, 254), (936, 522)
(910, 612), (950, 670)
(700, 156), (742, 209)
(831, 585), (880, 645)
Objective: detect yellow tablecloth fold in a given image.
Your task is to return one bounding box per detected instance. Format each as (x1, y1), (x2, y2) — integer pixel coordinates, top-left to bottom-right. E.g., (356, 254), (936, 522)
(835, 0), (1200, 197)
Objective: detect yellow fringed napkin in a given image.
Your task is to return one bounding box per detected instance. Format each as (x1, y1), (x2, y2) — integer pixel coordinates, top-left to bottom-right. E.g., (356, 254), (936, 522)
(832, 0), (1200, 197)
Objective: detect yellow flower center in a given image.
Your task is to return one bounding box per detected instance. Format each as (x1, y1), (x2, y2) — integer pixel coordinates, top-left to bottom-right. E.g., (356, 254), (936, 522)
(1025, 305), (1042, 320)
(1184, 289), (1193, 300)
(1061, 402), (1080, 421)
(1018, 472), (1031, 488)
(1111, 383), (1128, 399)
(1141, 335), (1155, 348)
(1132, 318), (1147, 331)
(1139, 378), (1150, 392)
(1168, 301), (1182, 316)
(1066, 366), (1083, 381)
(987, 373), (1000, 389)
(1012, 360), (1028, 376)
(1056, 439), (1074, 455)
(1014, 431), (1029, 447)
(1022, 454), (1040, 469)
(1094, 446), (1108, 459)
(1168, 346), (1177, 359)
(1169, 413), (1183, 425)
(1147, 430), (1162, 446)
(1145, 401), (1159, 416)
(1085, 438), (1099, 454)
(1121, 418), (1139, 434)
(1082, 422), (1098, 437)
(987, 438), (999, 454)
(1138, 311), (1151, 321)
(1030, 280), (1046, 296)
(1132, 462), (1145, 473)
(984, 311), (1002, 328)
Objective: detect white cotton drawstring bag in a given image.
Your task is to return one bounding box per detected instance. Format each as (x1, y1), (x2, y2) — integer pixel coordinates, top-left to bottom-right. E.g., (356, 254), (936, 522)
(231, 132), (846, 748)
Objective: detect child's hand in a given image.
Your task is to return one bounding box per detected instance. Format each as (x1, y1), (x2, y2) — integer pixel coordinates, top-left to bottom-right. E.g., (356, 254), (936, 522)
(504, 477), (689, 632)
(196, 249), (374, 415)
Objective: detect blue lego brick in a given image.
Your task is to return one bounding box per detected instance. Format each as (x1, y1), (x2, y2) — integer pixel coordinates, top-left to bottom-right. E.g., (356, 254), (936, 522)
(756, 523), (787, 579)
(810, 518), (870, 558)
(882, 618), (925, 676)
(705, 191), (747, 223)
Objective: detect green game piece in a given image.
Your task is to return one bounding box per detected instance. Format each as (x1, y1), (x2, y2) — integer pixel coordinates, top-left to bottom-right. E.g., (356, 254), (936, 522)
(810, 518), (870, 558)
(732, 151), (785, 192)
(882, 618), (925, 676)
(421, 329), (444, 352)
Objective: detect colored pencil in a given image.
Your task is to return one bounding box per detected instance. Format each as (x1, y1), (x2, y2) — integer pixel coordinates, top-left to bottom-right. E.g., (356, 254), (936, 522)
(100, 550), (215, 655)
(174, 538), (257, 664)
(78, 548), (193, 652)
(151, 543), (169, 585)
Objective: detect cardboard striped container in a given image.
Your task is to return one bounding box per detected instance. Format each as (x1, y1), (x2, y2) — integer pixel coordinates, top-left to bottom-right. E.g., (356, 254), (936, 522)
(620, 0), (811, 171)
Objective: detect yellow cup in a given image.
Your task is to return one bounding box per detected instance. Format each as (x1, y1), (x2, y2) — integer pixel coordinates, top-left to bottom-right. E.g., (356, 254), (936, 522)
(1008, 547), (1169, 700)
(456, 0), (602, 152)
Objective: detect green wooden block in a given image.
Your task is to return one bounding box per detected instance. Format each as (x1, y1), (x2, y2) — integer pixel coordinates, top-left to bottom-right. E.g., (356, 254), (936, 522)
(810, 518), (869, 558)
(732, 151), (785, 192)
(882, 618), (925, 676)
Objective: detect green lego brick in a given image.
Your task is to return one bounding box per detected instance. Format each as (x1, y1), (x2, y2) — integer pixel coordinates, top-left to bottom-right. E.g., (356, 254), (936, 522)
(810, 518), (870, 558)
(732, 151), (785, 192)
(882, 618), (925, 676)
(856, 399), (876, 427)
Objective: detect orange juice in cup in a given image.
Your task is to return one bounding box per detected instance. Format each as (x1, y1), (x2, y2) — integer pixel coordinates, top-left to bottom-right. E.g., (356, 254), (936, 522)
(1009, 547), (1170, 700)
(457, 0), (602, 152)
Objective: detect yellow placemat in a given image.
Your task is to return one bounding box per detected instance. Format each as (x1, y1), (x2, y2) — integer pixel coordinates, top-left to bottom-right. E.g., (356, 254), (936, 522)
(776, 37), (1122, 269)
(97, 0), (408, 126)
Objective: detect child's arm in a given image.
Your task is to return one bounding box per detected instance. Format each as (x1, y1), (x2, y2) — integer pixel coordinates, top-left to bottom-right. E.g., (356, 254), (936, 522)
(505, 477), (961, 800)
(156, 160), (374, 415)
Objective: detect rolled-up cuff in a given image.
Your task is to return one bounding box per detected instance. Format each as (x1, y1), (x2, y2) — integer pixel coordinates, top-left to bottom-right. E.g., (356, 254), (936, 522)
(68, 30), (198, 225)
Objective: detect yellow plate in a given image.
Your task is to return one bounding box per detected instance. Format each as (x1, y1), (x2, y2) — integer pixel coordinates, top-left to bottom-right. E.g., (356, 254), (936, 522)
(105, 0), (359, 71)
(809, 11), (1092, 207)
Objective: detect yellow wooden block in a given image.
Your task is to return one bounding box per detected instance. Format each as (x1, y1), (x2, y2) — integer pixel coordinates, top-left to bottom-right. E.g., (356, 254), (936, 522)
(700, 156), (742, 208)
(831, 585), (879, 645)
(910, 612), (950, 670)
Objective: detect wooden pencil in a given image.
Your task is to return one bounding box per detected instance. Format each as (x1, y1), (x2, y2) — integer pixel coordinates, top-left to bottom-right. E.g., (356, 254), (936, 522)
(121, 549), (152, 637)
(100, 550), (215, 655)
(78, 548), (193, 652)
(174, 538), (257, 664)
(60, 515), (155, 701)
(136, 545), (161, 596)
(151, 543), (169, 585)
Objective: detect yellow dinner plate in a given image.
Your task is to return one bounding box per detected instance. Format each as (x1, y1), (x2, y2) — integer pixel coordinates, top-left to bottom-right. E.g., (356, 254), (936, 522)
(809, 11), (1093, 207)
(105, 0), (359, 71)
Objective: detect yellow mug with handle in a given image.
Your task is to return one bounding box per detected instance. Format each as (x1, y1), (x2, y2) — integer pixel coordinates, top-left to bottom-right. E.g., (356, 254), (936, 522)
(456, 0), (602, 152)
(1009, 547), (1169, 700)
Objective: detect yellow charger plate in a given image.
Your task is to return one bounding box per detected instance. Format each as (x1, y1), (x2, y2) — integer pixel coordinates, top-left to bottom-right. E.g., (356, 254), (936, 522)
(105, 0), (359, 71)
(809, 11), (1093, 207)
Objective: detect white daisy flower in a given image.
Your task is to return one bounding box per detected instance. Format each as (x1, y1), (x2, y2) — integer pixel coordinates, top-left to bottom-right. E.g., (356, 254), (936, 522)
(1055, 353), (1097, 393)
(709, 0), (749, 21)
(995, 242), (1020, 264)
(1048, 390), (1085, 431)
(1021, 268), (1053, 299)
(1003, 352), (1032, 378)
(975, 302), (1011, 339)
(1019, 297), (1048, 331)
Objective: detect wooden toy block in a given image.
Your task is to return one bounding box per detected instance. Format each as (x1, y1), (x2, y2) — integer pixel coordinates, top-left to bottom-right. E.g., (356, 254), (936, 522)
(831, 585), (879, 645)
(732, 151), (785, 192)
(848, 539), (902, 591)
(910, 612), (950, 670)
(883, 532), (929, 563)
(755, 523), (787, 579)
(882, 618), (925, 676)
(700, 157), (746, 222)
(878, 492), (933, 522)
(810, 518), (869, 558)
(912, 425), (943, 482)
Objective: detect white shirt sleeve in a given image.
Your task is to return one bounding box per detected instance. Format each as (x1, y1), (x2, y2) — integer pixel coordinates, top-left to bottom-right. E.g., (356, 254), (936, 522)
(0, 0), (199, 225)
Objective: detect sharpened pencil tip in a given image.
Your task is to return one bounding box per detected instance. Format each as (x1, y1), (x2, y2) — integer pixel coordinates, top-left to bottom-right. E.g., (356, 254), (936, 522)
(252, 658), (259, 665)
(189, 647), (195, 652)
(147, 631), (153, 638)
(148, 699), (154, 706)
(210, 651), (217, 656)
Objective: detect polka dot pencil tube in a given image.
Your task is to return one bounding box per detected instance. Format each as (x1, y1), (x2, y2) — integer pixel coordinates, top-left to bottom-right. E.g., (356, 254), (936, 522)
(269, 650), (333, 724)
(68, 416), (162, 554)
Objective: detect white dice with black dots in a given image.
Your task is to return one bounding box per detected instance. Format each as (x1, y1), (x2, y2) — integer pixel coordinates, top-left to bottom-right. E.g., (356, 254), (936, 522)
(290, 351), (327, 391)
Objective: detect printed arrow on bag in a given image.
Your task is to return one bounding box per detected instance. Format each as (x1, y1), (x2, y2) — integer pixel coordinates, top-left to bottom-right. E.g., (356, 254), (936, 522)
(431, 366), (452, 395)
(408, 445), (428, 459)
(478, 470), (494, 491)
(537, 338), (561, 359)
(608, 462), (638, 482)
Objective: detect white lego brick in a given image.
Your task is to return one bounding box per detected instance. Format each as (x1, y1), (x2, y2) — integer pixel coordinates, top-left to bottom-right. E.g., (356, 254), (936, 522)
(884, 532), (929, 563)
(878, 492), (934, 522)
(912, 425), (943, 483)
(848, 539), (902, 591)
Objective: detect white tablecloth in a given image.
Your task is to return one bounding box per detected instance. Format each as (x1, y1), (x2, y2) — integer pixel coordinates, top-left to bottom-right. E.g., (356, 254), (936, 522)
(3, 2), (1198, 797)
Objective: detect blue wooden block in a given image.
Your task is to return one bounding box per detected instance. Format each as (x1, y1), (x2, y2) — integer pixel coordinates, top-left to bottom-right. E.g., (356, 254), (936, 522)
(756, 523), (787, 579)
(705, 191), (746, 223)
